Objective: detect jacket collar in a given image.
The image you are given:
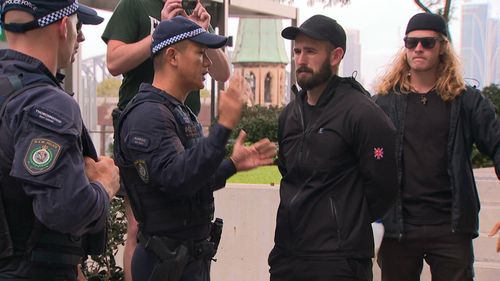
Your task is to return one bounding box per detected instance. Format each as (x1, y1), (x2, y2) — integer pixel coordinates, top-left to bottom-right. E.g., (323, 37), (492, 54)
(138, 83), (183, 107)
(0, 49), (61, 87)
(296, 75), (342, 107)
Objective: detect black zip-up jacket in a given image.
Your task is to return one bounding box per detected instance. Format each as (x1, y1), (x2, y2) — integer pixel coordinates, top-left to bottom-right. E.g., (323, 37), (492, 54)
(374, 86), (500, 238)
(271, 76), (398, 259)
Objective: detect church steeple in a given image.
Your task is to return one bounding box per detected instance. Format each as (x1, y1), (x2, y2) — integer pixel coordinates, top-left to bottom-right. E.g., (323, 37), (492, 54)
(232, 18), (289, 106)
(232, 18), (289, 64)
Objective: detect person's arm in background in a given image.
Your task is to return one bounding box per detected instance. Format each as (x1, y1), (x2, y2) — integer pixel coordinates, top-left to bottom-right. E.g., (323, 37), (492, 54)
(105, 0), (181, 75)
(106, 37), (152, 76)
(489, 221), (500, 252)
(188, 1), (230, 82)
(206, 48), (230, 82)
(106, 0), (229, 81)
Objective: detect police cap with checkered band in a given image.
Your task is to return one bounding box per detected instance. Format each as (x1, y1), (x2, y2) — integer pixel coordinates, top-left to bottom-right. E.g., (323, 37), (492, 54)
(0, 0), (104, 33)
(151, 16), (228, 56)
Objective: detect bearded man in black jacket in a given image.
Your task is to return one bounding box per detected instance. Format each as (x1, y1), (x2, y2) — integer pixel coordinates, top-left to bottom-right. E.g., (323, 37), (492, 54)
(268, 15), (398, 281)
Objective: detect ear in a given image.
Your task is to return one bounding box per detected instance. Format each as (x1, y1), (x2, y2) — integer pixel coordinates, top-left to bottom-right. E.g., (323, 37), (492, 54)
(330, 47), (344, 67)
(439, 41), (446, 56)
(58, 16), (69, 40)
(165, 47), (178, 66)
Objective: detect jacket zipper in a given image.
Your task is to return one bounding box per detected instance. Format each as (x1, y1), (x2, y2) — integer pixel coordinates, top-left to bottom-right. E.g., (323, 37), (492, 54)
(329, 197), (341, 246)
(447, 97), (461, 234)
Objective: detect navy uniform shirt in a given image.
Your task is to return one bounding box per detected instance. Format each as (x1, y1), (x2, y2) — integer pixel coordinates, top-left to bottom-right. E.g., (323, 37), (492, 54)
(0, 49), (110, 236)
(119, 84), (236, 239)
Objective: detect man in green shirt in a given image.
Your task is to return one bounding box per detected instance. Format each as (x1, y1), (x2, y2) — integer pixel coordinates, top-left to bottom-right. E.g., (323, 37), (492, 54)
(102, 1), (230, 280)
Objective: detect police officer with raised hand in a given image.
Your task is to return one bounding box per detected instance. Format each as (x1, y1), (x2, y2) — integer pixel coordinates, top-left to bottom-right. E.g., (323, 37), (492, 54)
(0, 1), (120, 280)
(102, 2), (231, 278)
(114, 16), (276, 281)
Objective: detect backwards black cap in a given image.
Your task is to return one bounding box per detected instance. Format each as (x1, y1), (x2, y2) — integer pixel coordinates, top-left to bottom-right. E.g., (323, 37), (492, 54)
(281, 14), (347, 52)
(405, 13), (448, 37)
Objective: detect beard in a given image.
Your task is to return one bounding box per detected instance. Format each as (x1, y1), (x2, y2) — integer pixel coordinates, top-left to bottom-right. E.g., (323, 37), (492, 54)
(296, 60), (332, 90)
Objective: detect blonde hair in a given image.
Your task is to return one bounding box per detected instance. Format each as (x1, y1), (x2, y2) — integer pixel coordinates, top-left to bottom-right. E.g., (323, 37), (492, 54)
(376, 35), (466, 101)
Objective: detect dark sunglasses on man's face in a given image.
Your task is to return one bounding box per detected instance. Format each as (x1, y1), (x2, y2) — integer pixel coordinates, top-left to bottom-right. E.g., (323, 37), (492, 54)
(404, 37), (442, 49)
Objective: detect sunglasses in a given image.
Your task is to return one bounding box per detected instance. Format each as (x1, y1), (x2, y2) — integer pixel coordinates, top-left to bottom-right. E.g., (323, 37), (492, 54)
(404, 37), (442, 49)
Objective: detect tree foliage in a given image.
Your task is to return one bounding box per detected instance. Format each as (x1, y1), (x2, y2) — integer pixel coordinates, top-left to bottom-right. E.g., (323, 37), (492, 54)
(226, 105), (282, 158)
(471, 84), (500, 168)
(83, 198), (126, 281)
(97, 78), (121, 97)
(482, 84), (500, 111)
(280, 0), (456, 22)
(413, 0), (453, 22)
(279, 0), (457, 26)
(230, 105), (281, 143)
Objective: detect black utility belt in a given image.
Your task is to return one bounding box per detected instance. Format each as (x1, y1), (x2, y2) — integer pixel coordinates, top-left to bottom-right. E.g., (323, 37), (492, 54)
(139, 218), (223, 261)
(138, 232), (216, 261)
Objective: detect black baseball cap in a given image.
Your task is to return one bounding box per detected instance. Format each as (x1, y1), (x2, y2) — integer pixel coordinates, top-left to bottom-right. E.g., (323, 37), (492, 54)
(405, 13), (448, 37)
(151, 16), (228, 56)
(282, 14), (347, 52)
(1, 0), (104, 33)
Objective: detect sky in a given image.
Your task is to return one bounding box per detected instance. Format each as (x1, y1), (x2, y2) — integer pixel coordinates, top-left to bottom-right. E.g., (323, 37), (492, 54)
(81, 0), (500, 90)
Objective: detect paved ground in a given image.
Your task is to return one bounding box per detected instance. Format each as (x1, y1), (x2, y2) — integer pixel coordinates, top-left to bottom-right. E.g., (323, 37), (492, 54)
(113, 167), (500, 280)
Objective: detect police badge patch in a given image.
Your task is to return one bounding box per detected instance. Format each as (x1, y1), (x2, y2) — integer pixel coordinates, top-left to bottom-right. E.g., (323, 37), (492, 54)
(24, 138), (62, 175)
(134, 160), (149, 184)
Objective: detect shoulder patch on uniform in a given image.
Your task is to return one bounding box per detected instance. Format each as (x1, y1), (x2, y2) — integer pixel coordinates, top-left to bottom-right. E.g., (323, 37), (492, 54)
(134, 160), (149, 184)
(23, 138), (62, 175)
(28, 106), (66, 129)
(127, 134), (151, 149)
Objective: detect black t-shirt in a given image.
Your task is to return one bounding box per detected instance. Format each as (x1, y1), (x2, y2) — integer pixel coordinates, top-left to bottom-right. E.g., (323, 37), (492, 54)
(302, 101), (317, 128)
(402, 90), (452, 225)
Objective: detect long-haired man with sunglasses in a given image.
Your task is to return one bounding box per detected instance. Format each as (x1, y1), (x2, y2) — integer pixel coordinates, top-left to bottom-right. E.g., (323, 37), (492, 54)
(374, 13), (500, 281)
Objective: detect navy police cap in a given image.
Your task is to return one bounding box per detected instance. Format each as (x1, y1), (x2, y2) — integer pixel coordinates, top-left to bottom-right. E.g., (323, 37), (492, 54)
(1, 0), (103, 33)
(151, 16), (228, 56)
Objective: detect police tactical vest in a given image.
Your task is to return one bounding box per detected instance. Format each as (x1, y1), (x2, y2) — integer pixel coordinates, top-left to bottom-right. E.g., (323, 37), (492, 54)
(0, 75), (85, 266)
(114, 91), (214, 237)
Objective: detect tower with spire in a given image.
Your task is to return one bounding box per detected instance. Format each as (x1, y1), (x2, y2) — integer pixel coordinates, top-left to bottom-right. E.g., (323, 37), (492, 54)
(232, 18), (289, 106)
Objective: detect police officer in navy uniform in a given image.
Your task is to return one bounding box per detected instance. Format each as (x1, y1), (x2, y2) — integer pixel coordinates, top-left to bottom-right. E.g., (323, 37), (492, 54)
(0, 1), (120, 280)
(114, 16), (277, 281)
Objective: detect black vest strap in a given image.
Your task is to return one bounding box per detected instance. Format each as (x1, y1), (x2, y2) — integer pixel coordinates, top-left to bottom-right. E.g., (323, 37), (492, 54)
(0, 77), (45, 169)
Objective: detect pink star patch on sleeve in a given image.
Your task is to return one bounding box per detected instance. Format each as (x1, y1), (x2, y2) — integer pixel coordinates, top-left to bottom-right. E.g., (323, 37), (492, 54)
(374, 147), (384, 160)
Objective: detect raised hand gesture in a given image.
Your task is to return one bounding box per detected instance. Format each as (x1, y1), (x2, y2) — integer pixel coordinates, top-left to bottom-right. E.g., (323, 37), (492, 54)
(230, 130), (277, 172)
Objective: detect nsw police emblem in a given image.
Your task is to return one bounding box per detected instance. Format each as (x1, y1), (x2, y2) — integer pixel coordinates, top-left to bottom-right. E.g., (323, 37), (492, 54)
(24, 138), (62, 175)
(134, 160), (149, 183)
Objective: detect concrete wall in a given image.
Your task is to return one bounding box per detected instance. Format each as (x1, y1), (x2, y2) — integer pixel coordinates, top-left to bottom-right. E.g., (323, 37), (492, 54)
(211, 168), (500, 281)
(212, 184), (279, 281)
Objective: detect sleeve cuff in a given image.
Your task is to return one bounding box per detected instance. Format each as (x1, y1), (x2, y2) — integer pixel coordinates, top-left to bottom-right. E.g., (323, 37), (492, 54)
(209, 123), (232, 148)
(220, 158), (237, 178)
(91, 181), (111, 209)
